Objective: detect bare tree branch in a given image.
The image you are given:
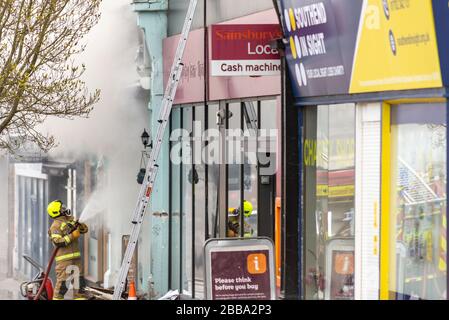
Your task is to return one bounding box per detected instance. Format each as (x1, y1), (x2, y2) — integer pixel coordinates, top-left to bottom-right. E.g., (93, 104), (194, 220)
(0, 0), (102, 152)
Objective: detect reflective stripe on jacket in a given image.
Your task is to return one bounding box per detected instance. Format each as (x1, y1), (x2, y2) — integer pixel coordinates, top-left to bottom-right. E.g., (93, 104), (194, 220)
(55, 252), (81, 262)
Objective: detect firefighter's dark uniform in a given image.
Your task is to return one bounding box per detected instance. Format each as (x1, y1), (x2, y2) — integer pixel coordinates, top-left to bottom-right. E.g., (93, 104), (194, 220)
(48, 216), (88, 300)
(227, 201), (254, 238)
(227, 214), (253, 237)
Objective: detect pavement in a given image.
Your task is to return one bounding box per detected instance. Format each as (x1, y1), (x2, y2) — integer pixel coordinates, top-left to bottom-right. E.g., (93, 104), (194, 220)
(0, 277), (22, 300)
(0, 255), (25, 300)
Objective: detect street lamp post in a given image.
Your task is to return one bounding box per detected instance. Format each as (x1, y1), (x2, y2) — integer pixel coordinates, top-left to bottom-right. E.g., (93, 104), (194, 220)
(137, 129), (152, 184)
(141, 129), (152, 149)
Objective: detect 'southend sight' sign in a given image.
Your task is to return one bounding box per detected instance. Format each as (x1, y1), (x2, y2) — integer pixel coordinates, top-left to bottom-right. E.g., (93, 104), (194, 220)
(211, 24), (282, 77)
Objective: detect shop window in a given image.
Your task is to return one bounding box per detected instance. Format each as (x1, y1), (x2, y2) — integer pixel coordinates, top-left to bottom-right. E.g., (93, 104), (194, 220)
(193, 105), (206, 298)
(222, 99), (278, 239)
(390, 103), (447, 300)
(227, 102), (244, 237)
(258, 99), (278, 237)
(244, 101), (260, 237)
(169, 98), (278, 296)
(170, 108), (181, 290)
(226, 101), (264, 238)
(182, 107), (193, 294)
(207, 104), (220, 238)
(303, 104), (356, 300)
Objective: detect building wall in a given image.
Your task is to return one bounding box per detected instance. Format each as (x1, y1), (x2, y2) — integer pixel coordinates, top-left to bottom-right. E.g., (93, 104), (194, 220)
(137, 0), (278, 299)
(163, 9), (281, 105)
(154, 2), (281, 299)
(13, 164), (50, 281)
(168, 0), (275, 35)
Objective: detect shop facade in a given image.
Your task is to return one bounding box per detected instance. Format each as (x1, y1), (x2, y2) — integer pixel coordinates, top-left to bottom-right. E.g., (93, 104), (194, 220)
(8, 156), (97, 284)
(151, 6), (284, 299)
(276, 0), (449, 299)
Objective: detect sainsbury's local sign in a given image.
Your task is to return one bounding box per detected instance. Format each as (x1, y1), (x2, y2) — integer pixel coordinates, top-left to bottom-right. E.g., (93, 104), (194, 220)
(211, 24), (282, 77)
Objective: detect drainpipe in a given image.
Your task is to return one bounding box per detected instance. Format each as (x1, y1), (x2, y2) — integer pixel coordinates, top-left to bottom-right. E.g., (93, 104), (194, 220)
(132, 0), (169, 298)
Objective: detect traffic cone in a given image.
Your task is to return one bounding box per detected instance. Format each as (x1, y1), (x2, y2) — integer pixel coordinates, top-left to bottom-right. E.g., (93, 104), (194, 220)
(128, 280), (137, 300)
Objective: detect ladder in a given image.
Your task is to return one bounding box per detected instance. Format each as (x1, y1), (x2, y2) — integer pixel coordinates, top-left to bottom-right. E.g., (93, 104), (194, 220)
(112, 0), (198, 300)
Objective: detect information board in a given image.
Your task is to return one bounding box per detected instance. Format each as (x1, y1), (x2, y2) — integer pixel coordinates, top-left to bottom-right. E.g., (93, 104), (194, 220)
(204, 238), (276, 300)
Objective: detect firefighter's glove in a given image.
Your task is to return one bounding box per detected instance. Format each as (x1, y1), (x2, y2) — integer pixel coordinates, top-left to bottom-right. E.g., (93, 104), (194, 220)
(71, 229), (81, 240)
(78, 223), (88, 234)
(228, 221), (239, 234)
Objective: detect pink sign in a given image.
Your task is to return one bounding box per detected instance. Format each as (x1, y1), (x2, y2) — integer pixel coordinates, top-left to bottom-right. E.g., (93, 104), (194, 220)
(211, 24), (282, 77)
(163, 28), (205, 105)
(163, 9), (281, 104)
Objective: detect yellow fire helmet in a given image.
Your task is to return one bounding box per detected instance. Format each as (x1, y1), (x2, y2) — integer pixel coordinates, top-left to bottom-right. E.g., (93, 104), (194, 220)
(243, 200), (253, 218)
(47, 200), (63, 219)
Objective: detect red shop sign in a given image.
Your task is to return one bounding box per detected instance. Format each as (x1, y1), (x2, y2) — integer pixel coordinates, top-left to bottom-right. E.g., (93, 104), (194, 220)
(211, 24), (282, 77)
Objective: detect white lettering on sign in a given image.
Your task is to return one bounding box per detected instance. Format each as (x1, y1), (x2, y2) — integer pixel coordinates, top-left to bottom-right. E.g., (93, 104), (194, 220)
(247, 43), (279, 56)
(306, 65), (345, 79)
(306, 33), (326, 55)
(213, 277), (260, 292)
(294, 2), (327, 29)
(284, 2), (332, 89)
(293, 33), (326, 59)
(254, 256), (260, 271)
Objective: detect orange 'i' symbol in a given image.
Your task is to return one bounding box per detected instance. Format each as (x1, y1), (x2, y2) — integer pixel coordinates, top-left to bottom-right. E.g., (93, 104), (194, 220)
(247, 254), (267, 274)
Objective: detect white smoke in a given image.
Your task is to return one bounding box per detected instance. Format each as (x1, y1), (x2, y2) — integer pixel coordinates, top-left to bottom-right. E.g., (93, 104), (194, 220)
(0, 0), (151, 295)
(40, 0), (150, 273)
(43, 0), (148, 158)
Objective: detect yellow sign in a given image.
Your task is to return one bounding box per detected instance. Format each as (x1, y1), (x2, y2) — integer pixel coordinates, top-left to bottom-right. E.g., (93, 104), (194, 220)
(350, 0), (442, 93)
(317, 184), (329, 197)
(304, 138), (354, 168)
(317, 185), (354, 198)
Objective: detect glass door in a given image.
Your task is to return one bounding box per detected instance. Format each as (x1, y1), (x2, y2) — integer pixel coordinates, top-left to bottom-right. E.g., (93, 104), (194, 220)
(389, 103), (447, 300)
(303, 104), (356, 300)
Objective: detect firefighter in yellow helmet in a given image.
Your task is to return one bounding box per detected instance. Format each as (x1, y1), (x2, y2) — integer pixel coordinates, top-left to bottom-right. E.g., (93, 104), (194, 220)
(47, 200), (88, 300)
(227, 200), (254, 238)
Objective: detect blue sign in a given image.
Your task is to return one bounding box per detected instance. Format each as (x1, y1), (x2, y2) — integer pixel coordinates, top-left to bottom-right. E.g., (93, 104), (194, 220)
(279, 0), (364, 97)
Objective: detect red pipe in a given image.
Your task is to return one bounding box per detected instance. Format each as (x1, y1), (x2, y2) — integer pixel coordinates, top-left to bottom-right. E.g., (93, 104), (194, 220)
(34, 247), (59, 301)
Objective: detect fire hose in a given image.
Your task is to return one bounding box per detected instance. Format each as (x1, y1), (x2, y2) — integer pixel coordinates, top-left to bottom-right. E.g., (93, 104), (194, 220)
(33, 247), (59, 300)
